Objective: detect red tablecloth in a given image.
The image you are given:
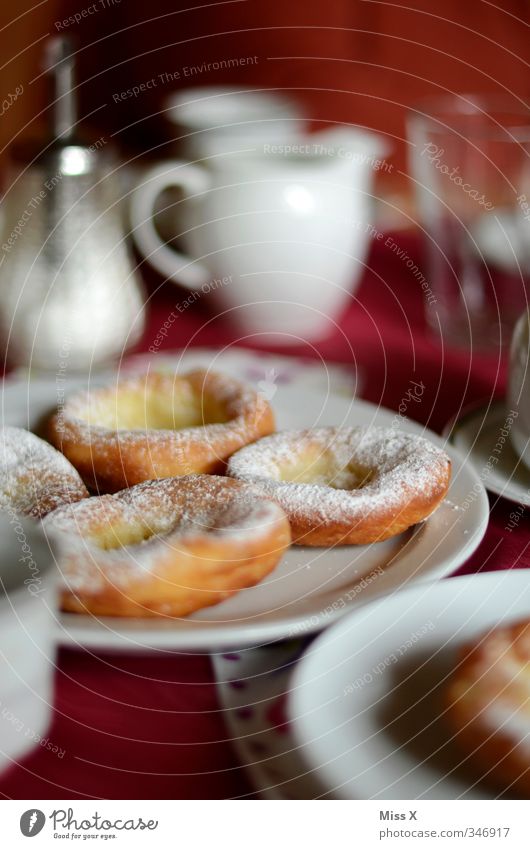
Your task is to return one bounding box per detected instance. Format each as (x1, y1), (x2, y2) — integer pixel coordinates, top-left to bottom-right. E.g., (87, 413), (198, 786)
(0, 234), (524, 800)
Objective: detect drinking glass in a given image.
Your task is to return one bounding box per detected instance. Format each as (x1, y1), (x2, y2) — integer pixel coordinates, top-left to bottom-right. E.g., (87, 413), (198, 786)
(408, 95), (530, 349)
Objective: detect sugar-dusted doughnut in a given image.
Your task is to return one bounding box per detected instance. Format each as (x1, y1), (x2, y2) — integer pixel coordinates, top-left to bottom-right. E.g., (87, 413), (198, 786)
(44, 475), (291, 618)
(0, 426), (89, 519)
(445, 620), (530, 796)
(227, 426), (451, 545)
(47, 369), (275, 493)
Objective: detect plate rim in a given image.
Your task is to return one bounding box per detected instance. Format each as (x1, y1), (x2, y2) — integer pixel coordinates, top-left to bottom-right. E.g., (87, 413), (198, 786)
(288, 569), (530, 800)
(445, 399), (530, 506)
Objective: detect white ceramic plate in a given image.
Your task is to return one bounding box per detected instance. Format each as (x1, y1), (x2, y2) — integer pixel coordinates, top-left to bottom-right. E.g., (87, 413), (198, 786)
(1, 372), (488, 652)
(290, 571), (530, 799)
(445, 401), (530, 506)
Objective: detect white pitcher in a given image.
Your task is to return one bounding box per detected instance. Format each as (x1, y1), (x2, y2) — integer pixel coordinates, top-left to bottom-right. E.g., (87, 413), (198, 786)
(131, 127), (387, 341)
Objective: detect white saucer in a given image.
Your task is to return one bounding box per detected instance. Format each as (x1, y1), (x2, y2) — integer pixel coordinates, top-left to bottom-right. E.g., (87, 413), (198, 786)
(290, 570), (530, 799)
(445, 401), (530, 506)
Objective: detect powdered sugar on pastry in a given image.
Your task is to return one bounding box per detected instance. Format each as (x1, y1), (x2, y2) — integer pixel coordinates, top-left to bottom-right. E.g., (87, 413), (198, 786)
(0, 426), (88, 518)
(445, 619), (530, 795)
(44, 474), (291, 618)
(47, 369), (275, 492)
(227, 426), (451, 545)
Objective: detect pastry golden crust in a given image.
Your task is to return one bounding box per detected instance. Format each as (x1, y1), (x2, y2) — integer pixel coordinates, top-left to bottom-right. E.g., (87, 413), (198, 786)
(445, 620), (530, 796)
(0, 426), (88, 519)
(227, 426), (451, 545)
(44, 475), (291, 618)
(47, 369), (275, 493)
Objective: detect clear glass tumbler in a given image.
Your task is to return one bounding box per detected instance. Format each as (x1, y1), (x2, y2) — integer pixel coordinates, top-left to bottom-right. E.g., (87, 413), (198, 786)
(408, 95), (530, 349)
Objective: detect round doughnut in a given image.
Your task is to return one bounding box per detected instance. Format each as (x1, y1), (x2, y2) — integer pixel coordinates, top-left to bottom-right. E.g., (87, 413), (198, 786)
(44, 475), (291, 618)
(47, 369), (275, 493)
(445, 620), (530, 796)
(227, 426), (451, 545)
(0, 426), (88, 519)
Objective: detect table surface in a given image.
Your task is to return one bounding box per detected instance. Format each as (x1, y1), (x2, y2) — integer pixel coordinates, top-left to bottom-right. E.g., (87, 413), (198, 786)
(0, 233), (523, 800)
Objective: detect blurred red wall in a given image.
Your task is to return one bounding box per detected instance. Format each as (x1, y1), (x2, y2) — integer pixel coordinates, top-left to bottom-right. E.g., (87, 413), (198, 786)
(1, 0), (529, 180)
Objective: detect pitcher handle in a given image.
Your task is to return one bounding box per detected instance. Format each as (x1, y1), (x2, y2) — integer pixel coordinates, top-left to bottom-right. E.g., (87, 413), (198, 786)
(130, 161), (211, 289)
